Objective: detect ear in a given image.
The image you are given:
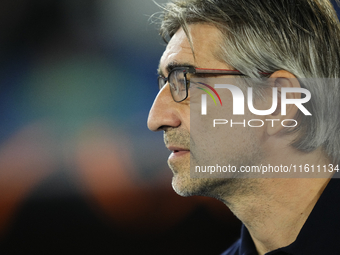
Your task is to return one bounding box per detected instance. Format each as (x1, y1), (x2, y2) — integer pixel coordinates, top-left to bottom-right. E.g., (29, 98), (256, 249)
(266, 70), (301, 136)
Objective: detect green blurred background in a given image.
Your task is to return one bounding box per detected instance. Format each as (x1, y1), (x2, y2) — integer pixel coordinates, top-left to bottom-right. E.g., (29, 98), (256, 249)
(0, 1), (338, 254)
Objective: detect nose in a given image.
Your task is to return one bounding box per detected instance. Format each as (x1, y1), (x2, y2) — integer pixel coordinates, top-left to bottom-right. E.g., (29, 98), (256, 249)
(147, 84), (181, 131)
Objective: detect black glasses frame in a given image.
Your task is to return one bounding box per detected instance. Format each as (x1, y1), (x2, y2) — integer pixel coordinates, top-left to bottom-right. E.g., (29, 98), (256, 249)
(157, 66), (245, 102)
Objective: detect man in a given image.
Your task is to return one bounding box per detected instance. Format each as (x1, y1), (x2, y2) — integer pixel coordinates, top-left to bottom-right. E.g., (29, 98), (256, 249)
(148, 0), (340, 254)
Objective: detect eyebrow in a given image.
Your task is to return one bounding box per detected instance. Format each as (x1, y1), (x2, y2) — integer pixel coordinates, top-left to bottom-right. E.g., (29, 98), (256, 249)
(157, 61), (197, 77)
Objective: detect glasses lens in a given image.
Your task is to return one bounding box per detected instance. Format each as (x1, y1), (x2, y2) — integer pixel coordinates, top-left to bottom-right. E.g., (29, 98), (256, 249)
(169, 70), (187, 102)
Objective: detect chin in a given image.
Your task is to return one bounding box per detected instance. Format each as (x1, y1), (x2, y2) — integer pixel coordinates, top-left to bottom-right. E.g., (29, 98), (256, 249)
(168, 158), (239, 199)
(171, 174), (190, 197)
(171, 173), (228, 198)
(171, 173), (204, 197)
(171, 172), (255, 205)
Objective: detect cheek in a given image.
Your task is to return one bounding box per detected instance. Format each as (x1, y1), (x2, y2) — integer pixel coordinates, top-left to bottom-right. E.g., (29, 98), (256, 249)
(189, 84), (264, 172)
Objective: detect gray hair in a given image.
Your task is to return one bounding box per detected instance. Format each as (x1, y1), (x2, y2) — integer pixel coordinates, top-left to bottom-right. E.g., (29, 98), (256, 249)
(157, 0), (340, 163)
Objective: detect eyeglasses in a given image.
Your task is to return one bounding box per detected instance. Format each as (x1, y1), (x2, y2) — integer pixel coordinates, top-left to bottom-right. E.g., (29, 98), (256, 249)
(158, 66), (244, 102)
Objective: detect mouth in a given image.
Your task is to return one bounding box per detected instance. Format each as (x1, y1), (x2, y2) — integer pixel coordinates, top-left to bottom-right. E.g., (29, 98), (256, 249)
(167, 146), (190, 159)
(172, 150), (190, 155)
(168, 146), (190, 152)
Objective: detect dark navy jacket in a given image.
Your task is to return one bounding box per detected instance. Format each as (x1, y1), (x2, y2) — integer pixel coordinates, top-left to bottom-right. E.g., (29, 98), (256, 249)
(221, 177), (340, 255)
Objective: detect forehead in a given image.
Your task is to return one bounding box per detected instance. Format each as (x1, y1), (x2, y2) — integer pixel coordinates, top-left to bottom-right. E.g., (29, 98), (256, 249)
(159, 23), (225, 75)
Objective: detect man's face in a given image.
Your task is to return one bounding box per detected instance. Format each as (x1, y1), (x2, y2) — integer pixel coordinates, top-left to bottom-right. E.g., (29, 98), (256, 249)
(148, 23), (264, 199)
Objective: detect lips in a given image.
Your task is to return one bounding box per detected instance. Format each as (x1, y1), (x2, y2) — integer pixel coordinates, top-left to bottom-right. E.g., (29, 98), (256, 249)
(167, 146), (190, 153)
(167, 146), (190, 161)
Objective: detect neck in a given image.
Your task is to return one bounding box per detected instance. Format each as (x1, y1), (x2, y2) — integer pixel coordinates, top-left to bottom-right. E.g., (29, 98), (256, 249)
(223, 149), (331, 255)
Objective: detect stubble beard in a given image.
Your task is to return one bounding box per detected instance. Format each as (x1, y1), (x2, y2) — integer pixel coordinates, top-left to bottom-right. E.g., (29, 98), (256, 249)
(165, 128), (263, 203)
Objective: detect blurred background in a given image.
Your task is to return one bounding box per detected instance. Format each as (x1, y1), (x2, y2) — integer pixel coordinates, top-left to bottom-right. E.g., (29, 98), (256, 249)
(0, 1), (338, 254)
